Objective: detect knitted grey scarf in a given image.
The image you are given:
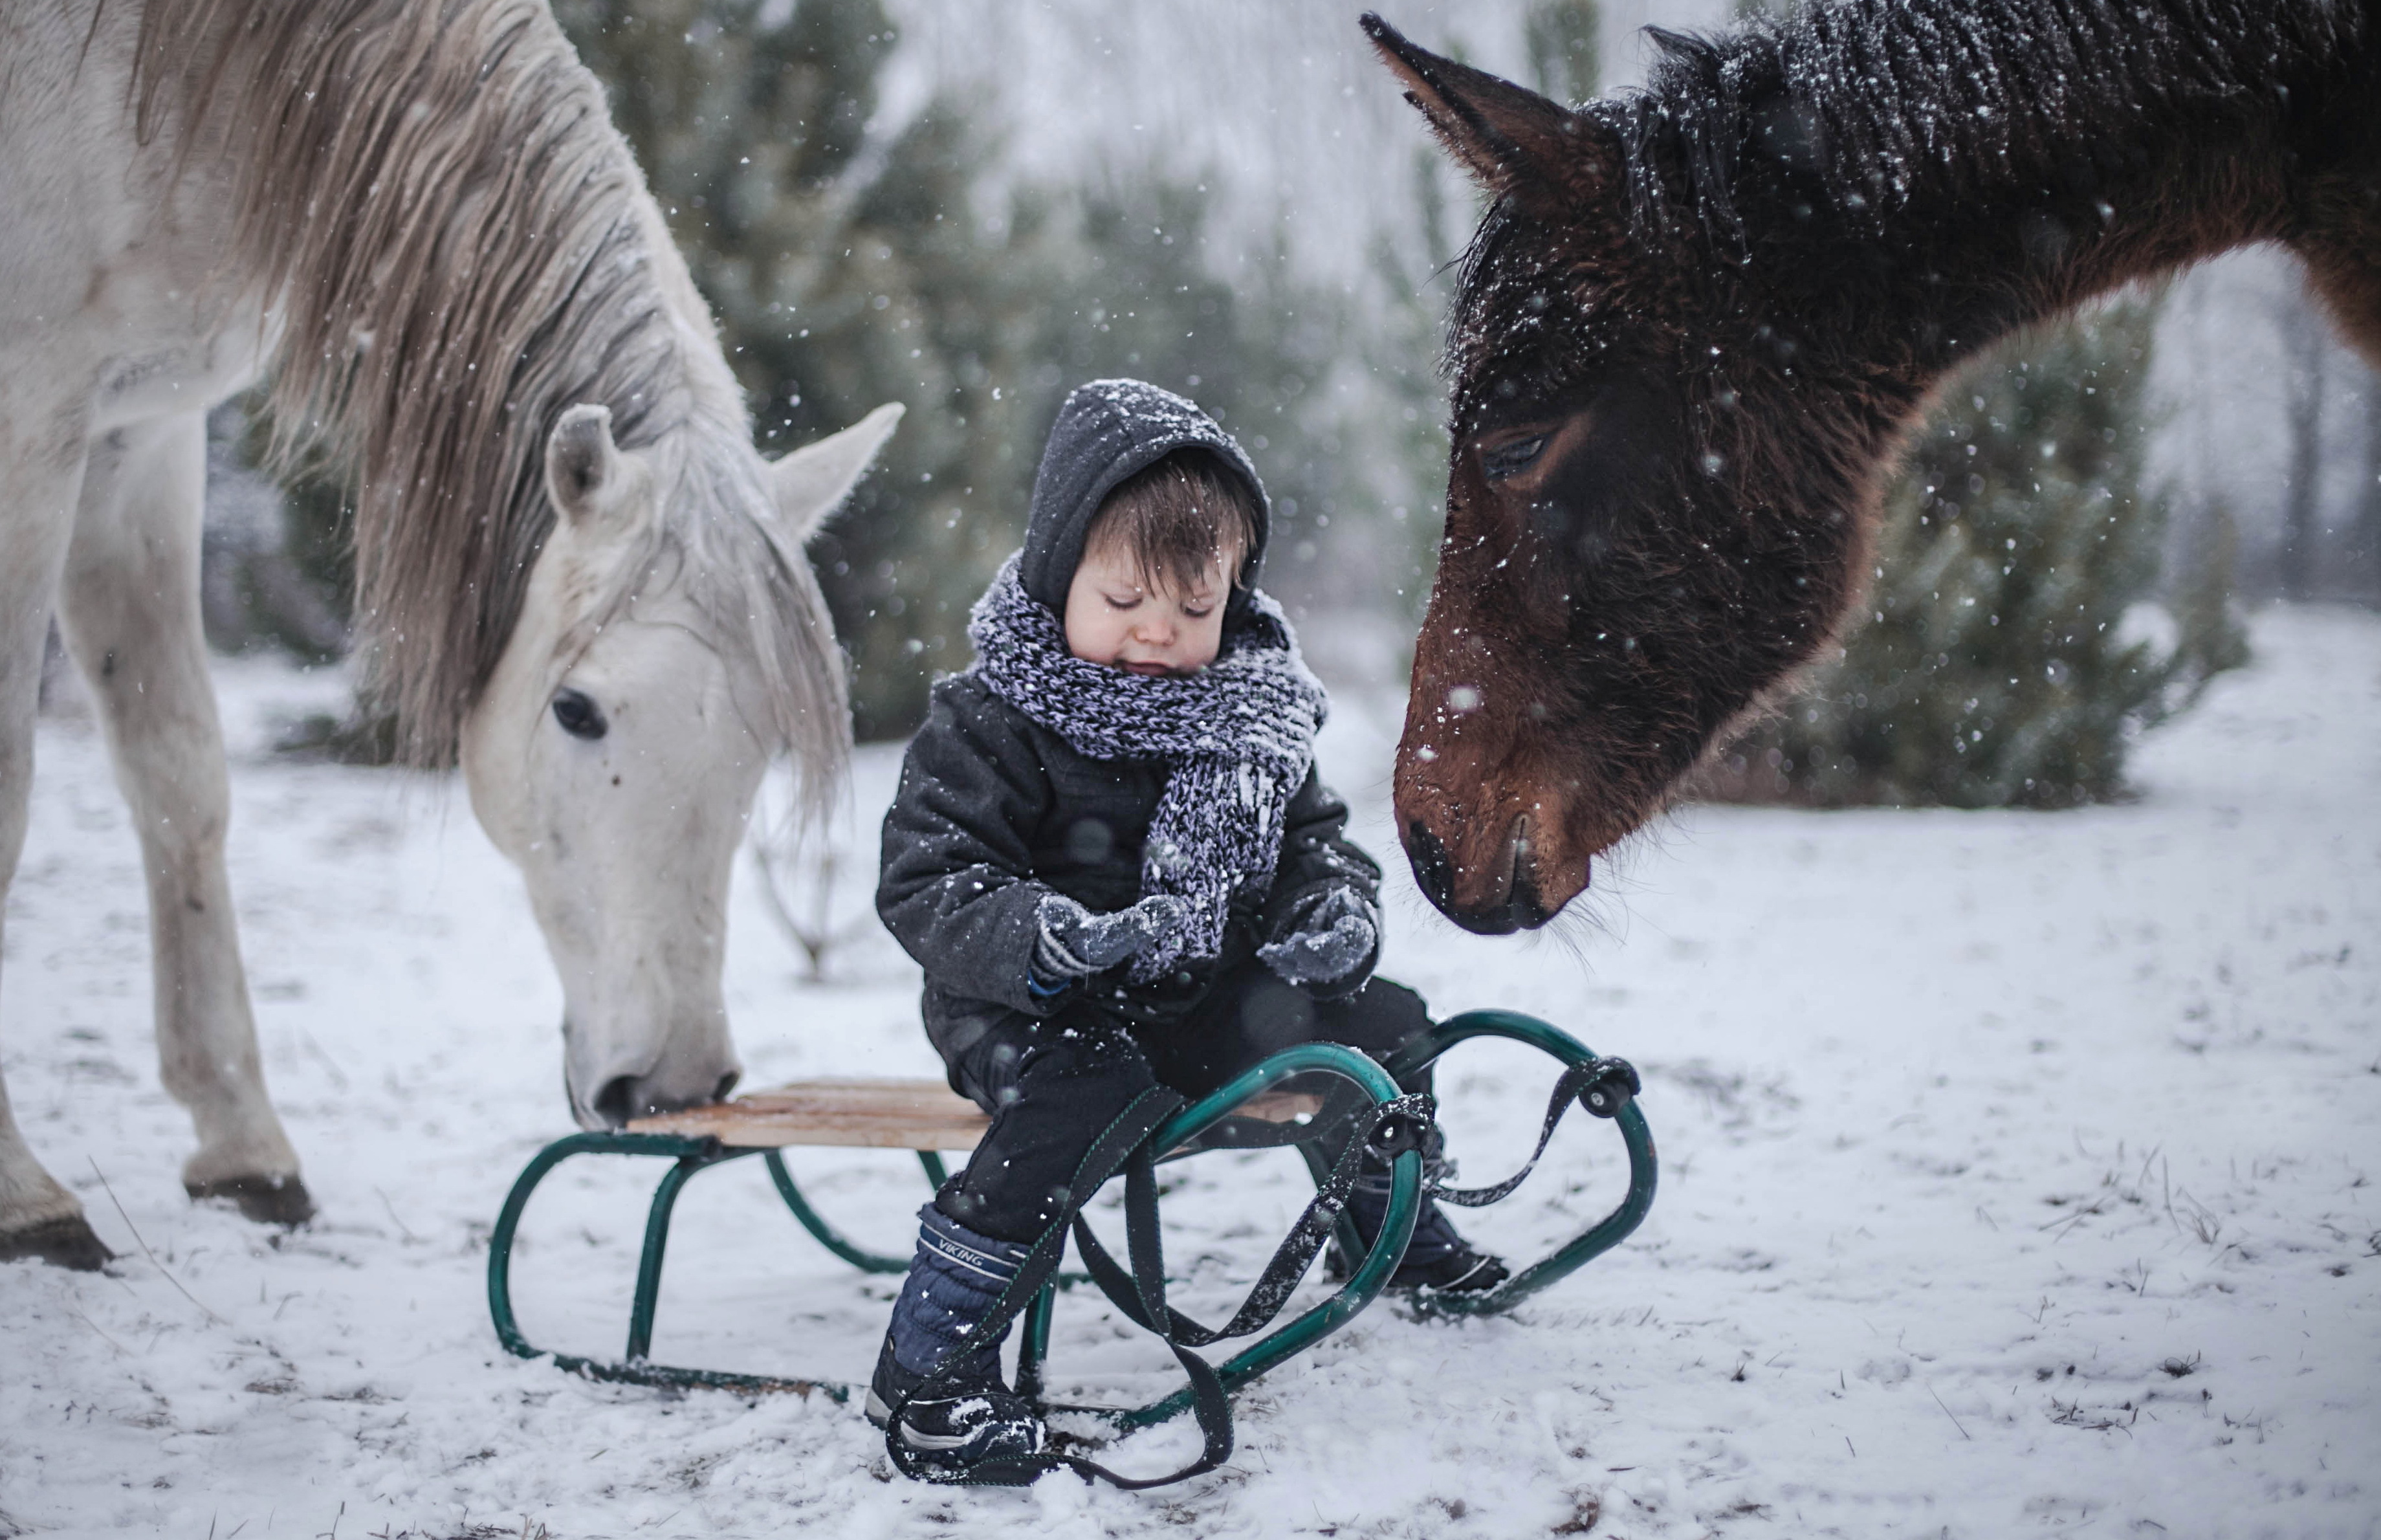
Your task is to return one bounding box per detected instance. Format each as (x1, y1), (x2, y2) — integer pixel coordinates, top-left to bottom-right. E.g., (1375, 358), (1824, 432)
(968, 554), (1328, 981)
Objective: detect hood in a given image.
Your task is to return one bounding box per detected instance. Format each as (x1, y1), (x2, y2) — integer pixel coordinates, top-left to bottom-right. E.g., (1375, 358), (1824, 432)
(1018, 379), (1271, 617)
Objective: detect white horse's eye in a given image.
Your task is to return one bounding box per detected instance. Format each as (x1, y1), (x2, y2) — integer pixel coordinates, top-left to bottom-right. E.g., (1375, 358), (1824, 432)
(551, 688), (608, 741)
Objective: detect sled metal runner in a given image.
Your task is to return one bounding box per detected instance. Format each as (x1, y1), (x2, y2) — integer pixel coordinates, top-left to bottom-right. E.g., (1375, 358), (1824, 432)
(486, 1009), (1656, 1429)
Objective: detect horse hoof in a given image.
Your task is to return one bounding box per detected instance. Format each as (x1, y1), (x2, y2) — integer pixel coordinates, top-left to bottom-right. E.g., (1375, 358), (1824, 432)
(186, 1173), (315, 1227)
(0, 1214), (116, 1271)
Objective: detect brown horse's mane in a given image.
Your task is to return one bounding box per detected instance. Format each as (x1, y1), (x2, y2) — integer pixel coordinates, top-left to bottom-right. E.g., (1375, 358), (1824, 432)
(1614, 1), (2358, 243)
(131, 0), (842, 785)
(1451, 0), (2367, 414)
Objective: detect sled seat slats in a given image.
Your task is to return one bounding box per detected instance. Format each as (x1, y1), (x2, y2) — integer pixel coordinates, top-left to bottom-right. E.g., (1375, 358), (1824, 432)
(626, 1077), (1324, 1152)
(628, 1079), (987, 1150)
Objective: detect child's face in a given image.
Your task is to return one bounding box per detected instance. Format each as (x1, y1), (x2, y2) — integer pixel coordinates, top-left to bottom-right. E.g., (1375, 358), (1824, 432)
(1063, 540), (1234, 676)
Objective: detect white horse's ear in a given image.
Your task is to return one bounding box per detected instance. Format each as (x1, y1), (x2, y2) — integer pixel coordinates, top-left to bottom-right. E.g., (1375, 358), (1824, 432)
(546, 404), (630, 528)
(765, 402), (904, 545)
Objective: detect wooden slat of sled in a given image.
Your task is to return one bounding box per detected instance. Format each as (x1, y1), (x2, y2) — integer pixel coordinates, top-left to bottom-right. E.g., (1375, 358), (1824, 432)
(629, 1079), (986, 1150)
(627, 1077), (1324, 1152)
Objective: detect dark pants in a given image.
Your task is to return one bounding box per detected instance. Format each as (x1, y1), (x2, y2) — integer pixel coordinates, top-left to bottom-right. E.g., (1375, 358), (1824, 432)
(936, 969), (1436, 1242)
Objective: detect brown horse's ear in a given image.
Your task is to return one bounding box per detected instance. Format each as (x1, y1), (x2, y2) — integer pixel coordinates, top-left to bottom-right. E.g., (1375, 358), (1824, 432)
(1361, 13), (1611, 204)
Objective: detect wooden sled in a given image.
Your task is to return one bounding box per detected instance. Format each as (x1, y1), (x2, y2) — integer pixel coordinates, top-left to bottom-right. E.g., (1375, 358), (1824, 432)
(486, 1009), (1657, 1435)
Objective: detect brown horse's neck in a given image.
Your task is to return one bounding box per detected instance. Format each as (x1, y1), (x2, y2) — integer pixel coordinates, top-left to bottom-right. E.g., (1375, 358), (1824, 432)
(1633, 0), (2375, 394)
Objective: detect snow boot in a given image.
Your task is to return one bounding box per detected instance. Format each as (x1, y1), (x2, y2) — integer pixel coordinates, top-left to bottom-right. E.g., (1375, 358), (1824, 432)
(866, 1204), (1046, 1478)
(1332, 1127), (1509, 1295)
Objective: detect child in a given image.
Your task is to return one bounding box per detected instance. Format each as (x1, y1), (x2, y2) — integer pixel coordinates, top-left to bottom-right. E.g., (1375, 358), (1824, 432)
(870, 379), (1504, 1476)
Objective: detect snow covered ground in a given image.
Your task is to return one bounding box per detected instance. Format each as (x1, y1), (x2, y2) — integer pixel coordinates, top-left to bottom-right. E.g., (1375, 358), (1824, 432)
(3, 608), (2375, 1539)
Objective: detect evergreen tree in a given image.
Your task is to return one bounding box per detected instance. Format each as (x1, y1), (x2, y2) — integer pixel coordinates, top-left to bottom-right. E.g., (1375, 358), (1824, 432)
(558, 0), (1407, 735)
(556, 0), (1022, 736)
(1706, 302), (2246, 807)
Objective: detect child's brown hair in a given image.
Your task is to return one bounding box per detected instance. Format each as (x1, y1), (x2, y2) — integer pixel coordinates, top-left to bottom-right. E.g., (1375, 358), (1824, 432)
(1084, 448), (1260, 596)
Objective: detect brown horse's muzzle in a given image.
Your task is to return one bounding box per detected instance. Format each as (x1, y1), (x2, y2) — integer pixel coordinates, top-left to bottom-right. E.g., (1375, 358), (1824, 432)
(1392, 741), (1595, 932)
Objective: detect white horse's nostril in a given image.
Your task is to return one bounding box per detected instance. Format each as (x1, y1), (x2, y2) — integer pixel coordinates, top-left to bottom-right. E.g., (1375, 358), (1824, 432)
(593, 1075), (640, 1128)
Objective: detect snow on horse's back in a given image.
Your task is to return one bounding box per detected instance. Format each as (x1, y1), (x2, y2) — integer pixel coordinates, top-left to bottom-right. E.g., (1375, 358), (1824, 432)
(0, 0), (898, 1267)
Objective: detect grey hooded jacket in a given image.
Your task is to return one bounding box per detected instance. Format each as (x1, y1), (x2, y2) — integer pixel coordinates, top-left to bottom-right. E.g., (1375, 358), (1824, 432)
(875, 380), (1379, 1065)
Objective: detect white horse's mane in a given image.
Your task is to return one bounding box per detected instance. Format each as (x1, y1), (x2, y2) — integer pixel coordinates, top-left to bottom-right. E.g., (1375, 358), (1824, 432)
(136, 0), (846, 786)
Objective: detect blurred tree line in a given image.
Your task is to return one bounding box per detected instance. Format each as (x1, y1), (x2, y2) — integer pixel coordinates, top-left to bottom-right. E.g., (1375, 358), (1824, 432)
(214, 0), (2251, 808)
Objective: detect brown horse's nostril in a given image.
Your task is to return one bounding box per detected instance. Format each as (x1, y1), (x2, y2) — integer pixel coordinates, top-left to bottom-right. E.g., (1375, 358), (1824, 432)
(1504, 813), (1550, 929)
(1504, 868), (1549, 931)
(1409, 811), (1555, 935)
(1486, 813), (1551, 932)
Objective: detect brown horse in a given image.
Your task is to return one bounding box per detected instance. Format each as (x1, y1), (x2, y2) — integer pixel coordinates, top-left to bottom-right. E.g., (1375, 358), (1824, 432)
(1362, 0), (2379, 932)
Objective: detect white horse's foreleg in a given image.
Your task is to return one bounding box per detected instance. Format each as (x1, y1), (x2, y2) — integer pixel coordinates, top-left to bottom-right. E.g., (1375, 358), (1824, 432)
(0, 409), (115, 1268)
(57, 413), (311, 1226)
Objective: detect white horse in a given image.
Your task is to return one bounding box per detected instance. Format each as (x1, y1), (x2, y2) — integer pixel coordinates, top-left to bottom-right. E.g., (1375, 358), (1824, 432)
(0, 0), (900, 1268)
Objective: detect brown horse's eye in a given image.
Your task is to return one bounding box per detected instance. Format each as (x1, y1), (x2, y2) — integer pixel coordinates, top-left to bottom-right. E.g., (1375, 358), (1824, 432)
(551, 688), (608, 741)
(1481, 435), (1548, 479)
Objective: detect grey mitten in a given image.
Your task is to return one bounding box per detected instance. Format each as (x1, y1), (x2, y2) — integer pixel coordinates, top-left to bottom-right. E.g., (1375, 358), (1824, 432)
(1258, 886), (1379, 989)
(1031, 892), (1189, 988)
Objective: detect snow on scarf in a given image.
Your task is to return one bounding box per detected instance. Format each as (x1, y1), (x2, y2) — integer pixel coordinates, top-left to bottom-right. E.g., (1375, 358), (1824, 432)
(967, 553), (1328, 982)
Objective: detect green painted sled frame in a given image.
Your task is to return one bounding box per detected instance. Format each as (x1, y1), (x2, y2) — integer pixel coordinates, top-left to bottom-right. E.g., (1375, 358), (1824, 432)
(485, 1009), (1656, 1429)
